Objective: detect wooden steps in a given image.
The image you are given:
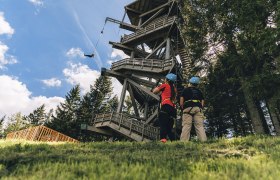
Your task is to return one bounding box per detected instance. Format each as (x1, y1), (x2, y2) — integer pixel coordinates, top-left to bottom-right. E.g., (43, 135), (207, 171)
(88, 112), (159, 142)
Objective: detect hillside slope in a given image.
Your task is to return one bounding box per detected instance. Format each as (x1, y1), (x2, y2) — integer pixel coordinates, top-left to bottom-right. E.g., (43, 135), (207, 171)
(0, 136), (280, 179)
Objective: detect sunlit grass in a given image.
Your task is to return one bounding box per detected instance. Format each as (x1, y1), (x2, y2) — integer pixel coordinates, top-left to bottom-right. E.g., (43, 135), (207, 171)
(0, 136), (280, 179)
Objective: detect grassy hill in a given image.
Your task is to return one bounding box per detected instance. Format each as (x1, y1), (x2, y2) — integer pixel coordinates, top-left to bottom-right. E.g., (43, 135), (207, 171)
(0, 136), (280, 180)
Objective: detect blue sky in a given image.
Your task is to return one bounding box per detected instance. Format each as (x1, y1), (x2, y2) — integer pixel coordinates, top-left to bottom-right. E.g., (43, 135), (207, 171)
(0, 0), (132, 118)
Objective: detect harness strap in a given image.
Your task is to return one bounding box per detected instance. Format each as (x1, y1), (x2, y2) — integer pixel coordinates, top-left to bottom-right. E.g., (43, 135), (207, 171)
(183, 107), (194, 115)
(162, 98), (171, 103)
(183, 107), (202, 116)
(185, 100), (201, 103)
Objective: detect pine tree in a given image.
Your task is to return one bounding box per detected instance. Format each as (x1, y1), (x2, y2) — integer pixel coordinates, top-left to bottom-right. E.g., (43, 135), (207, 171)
(0, 116), (5, 138)
(4, 113), (28, 136)
(46, 85), (81, 139)
(23, 105), (46, 126)
(80, 76), (114, 124)
(79, 76), (117, 141)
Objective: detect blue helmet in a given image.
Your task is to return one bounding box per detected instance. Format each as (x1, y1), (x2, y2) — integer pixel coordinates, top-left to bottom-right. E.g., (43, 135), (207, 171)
(189, 76), (200, 84)
(166, 73), (177, 82)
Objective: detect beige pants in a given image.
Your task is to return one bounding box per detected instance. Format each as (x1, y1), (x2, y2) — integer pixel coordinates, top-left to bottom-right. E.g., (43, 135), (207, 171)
(180, 107), (207, 142)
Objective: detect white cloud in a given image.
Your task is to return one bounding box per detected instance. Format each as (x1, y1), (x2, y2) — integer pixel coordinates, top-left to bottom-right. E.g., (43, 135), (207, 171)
(0, 12), (14, 36)
(0, 42), (17, 69)
(66, 47), (85, 59)
(42, 78), (62, 87)
(0, 13), (17, 69)
(28, 0), (44, 6)
(108, 49), (129, 65)
(63, 63), (100, 94)
(111, 49), (129, 59)
(0, 75), (64, 118)
(111, 78), (123, 97)
(63, 62), (123, 97)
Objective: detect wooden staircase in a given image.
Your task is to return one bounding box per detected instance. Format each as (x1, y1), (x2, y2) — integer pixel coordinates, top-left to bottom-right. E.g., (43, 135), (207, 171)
(86, 112), (159, 142)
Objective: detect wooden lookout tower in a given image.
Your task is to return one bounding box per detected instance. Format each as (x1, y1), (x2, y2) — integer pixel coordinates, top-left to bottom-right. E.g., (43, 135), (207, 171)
(86, 0), (191, 141)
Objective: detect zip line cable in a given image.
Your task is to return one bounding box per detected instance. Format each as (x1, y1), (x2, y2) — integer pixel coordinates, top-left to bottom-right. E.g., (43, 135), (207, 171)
(84, 20), (106, 58)
(87, 10), (126, 57)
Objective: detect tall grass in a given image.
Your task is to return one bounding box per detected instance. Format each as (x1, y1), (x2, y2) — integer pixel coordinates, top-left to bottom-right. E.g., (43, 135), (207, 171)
(0, 136), (280, 180)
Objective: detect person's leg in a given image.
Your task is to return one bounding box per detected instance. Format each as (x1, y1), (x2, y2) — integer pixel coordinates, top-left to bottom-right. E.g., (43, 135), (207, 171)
(193, 107), (207, 142)
(158, 105), (169, 140)
(166, 106), (176, 141)
(180, 107), (193, 141)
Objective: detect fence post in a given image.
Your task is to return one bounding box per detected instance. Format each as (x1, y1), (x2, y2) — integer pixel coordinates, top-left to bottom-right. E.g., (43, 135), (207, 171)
(129, 119), (133, 135)
(119, 113), (123, 130)
(141, 123), (145, 141)
(109, 111), (114, 124)
(101, 113), (105, 125)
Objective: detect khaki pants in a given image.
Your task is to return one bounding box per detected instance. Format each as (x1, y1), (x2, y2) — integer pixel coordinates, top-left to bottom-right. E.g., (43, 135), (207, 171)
(180, 107), (207, 142)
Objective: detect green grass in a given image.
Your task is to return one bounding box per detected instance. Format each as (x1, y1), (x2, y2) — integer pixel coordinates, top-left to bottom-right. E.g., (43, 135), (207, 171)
(1, 136), (280, 180)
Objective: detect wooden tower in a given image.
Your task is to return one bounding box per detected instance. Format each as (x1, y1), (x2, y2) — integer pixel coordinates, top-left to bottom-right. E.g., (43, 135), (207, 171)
(86, 0), (191, 141)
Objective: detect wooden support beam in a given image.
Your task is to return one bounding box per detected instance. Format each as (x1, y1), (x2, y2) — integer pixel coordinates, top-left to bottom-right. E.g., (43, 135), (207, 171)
(125, 7), (141, 14)
(166, 37), (171, 59)
(146, 108), (159, 124)
(140, 8), (164, 28)
(86, 125), (113, 136)
(139, 1), (172, 18)
(127, 79), (160, 101)
(146, 39), (167, 59)
(128, 83), (140, 117)
(144, 102), (148, 119)
(109, 41), (133, 51)
(117, 78), (128, 113)
(102, 69), (158, 87)
(141, 43), (146, 52)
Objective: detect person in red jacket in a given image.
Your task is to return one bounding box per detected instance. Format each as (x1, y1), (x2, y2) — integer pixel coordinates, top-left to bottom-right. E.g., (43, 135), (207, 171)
(153, 73), (177, 143)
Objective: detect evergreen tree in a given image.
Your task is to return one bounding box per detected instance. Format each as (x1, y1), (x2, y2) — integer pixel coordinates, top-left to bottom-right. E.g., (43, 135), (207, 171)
(4, 113), (28, 136)
(79, 76), (117, 141)
(0, 116), (5, 138)
(23, 104), (46, 126)
(80, 76), (113, 124)
(46, 85), (81, 139)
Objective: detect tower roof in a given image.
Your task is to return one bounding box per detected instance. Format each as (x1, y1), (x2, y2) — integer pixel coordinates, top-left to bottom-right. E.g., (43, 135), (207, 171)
(125, 0), (169, 26)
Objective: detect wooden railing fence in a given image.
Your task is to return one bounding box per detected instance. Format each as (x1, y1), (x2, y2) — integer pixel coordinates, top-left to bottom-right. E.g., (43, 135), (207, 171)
(6, 125), (79, 142)
(122, 16), (176, 43)
(111, 58), (173, 70)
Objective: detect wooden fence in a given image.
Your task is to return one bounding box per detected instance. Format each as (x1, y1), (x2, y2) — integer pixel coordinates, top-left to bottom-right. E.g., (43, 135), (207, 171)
(6, 125), (79, 143)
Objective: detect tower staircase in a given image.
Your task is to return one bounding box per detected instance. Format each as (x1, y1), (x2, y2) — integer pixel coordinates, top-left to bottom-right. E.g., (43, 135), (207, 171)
(86, 0), (191, 141)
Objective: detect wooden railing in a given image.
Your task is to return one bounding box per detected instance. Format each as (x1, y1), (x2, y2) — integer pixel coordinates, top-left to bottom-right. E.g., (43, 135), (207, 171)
(122, 16), (176, 43)
(111, 58), (173, 71)
(6, 125), (79, 143)
(94, 112), (159, 140)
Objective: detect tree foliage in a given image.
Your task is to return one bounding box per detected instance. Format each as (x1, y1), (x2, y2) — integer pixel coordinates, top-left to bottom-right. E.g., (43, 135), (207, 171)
(46, 85), (81, 139)
(181, 0), (279, 136)
(46, 76), (118, 141)
(23, 105), (46, 126)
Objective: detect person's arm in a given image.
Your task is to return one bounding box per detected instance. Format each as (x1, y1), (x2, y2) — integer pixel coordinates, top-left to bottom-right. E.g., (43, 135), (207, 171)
(152, 87), (161, 94)
(153, 84), (165, 94)
(201, 100), (205, 108)
(180, 97), (184, 110)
